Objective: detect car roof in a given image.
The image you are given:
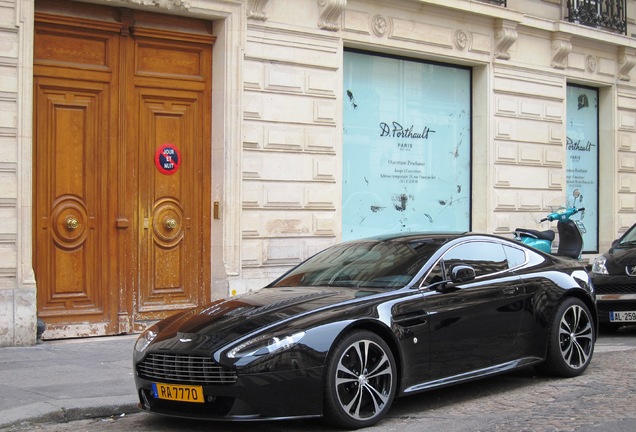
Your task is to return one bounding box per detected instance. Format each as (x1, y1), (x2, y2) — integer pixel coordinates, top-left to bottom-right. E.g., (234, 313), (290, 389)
(346, 231), (468, 242)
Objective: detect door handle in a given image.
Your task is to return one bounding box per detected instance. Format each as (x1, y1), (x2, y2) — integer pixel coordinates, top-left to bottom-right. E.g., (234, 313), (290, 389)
(503, 287), (519, 296)
(165, 218), (177, 230)
(66, 217), (79, 231)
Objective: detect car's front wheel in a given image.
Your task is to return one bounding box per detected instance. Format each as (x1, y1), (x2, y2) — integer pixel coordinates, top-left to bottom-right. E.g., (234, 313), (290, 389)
(323, 330), (396, 429)
(541, 297), (595, 377)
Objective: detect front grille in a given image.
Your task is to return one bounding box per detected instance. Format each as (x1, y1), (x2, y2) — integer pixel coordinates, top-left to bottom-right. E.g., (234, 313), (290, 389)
(594, 283), (636, 295)
(137, 353), (238, 385)
(597, 302), (636, 313)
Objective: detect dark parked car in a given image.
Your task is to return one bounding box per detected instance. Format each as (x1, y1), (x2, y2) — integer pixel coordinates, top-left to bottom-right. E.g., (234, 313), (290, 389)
(133, 232), (596, 429)
(591, 223), (636, 332)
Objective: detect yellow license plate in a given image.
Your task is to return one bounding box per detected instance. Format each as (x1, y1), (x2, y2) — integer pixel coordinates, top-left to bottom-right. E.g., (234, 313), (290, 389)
(152, 382), (204, 403)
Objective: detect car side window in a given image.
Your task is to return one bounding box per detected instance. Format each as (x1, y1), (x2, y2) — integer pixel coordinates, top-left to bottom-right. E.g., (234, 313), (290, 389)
(442, 241), (509, 278)
(503, 245), (526, 269)
(423, 261), (445, 286)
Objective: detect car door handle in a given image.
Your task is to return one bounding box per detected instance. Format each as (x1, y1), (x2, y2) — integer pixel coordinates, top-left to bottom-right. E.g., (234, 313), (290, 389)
(503, 287), (519, 296)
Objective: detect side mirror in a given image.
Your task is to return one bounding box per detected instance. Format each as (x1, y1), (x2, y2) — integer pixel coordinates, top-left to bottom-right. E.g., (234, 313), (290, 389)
(450, 264), (476, 284)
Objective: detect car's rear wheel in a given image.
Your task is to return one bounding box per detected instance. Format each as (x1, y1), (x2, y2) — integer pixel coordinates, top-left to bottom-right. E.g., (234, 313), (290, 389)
(541, 297), (594, 377)
(323, 330), (396, 429)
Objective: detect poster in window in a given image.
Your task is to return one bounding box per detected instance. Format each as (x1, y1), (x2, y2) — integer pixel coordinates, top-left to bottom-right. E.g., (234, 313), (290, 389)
(342, 51), (471, 241)
(566, 84), (598, 252)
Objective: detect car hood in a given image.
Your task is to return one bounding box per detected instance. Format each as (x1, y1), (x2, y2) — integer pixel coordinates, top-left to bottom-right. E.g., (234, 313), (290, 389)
(604, 245), (636, 273)
(148, 286), (382, 353)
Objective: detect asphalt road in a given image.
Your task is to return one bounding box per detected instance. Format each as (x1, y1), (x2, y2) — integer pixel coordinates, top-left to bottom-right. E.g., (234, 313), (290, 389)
(4, 327), (636, 432)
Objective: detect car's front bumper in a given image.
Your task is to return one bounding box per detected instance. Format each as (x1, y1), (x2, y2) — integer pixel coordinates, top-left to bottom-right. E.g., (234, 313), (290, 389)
(135, 366), (324, 421)
(591, 273), (636, 323)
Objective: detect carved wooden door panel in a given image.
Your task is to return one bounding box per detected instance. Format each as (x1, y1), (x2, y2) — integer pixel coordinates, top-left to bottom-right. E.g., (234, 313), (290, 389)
(33, 15), (121, 338)
(33, 77), (119, 337)
(134, 90), (206, 323)
(34, 2), (212, 338)
(129, 23), (212, 324)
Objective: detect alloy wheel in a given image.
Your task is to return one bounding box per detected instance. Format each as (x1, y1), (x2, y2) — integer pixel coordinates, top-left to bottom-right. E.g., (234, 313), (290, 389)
(334, 338), (394, 421)
(558, 303), (594, 369)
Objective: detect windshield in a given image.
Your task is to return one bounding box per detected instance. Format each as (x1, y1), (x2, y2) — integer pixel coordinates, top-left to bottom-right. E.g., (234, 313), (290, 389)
(620, 225), (636, 246)
(270, 237), (447, 289)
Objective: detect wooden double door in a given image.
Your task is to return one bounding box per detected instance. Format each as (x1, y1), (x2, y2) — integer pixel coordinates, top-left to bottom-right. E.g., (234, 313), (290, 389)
(33, 0), (213, 338)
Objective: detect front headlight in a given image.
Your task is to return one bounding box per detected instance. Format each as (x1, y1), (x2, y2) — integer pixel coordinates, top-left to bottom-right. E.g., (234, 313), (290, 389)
(134, 325), (159, 353)
(591, 256), (609, 275)
(227, 331), (306, 359)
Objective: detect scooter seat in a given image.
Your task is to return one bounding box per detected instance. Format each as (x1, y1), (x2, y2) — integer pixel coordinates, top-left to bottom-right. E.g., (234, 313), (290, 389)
(514, 228), (555, 242)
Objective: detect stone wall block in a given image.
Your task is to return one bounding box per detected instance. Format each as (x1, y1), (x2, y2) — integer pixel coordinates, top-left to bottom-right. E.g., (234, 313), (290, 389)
(263, 239), (303, 266)
(619, 213), (636, 232)
(243, 122), (263, 149)
(241, 239), (262, 267)
(242, 212), (261, 237)
(495, 165), (555, 189)
(617, 93), (636, 111)
(265, 126), (304, 151)
(544, 147), (563, 166)
(619, 111), (636, 131)
(619, 153), (636, 172)
(0, 289), (13, 346)
(0, 64), (17, 93)
(495, 117), (557, 145)
(305, 185), (336, 209)
(243, 60), (264, 90)
(242, 182), (262, 208)
(313, 157), (336, 181)
(313, 213), (335, 235)
(519, 191), (543, 211)
(619, 193), (636, 212)
(0, 135), (17, 164)
(618, 173), (636, 193)
(0, 234), (17, 282)
(265, 64), (304, 93)
(0, 99), (17, 129)
(0, 206), (17, 234)
(264, 184), (304, 208)
(306, 128), (337, 153)
(495, 141), (518, 164)
(0, 31), (18, 59)
(618, 132), (635, 151)
(0, 169), (17, 199)
(519, 145), (542, 165)
(390, 18), (453, 49)
(13, 288), (36, 346)
(494, 190), (518, 211)
(245, 30), (339, 69)
(306, 70), (337, 97)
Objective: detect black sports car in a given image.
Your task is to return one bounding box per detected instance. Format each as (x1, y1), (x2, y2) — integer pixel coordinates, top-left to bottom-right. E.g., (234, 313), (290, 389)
(133, 232), (596, 429)
(591, 223), (636, 332)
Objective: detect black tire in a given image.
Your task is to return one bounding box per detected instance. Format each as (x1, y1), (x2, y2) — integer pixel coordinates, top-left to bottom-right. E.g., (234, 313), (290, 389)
(323, 330), (396, 429)
(540, 297), (595, 377)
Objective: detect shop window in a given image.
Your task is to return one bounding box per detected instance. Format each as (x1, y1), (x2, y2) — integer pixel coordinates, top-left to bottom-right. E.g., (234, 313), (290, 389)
(342, 50), (472, 241)
(566, 84), (599, 252)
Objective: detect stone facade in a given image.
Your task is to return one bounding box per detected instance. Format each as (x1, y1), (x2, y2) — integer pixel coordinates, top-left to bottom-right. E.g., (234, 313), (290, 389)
(2, 0), (636, 346)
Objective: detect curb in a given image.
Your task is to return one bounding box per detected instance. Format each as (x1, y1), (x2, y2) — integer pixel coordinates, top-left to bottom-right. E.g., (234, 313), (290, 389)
(0, 397), (139, 429)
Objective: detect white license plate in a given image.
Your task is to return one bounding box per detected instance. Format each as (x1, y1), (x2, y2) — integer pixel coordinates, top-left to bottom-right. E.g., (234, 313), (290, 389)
(610, 311), (636, 322)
